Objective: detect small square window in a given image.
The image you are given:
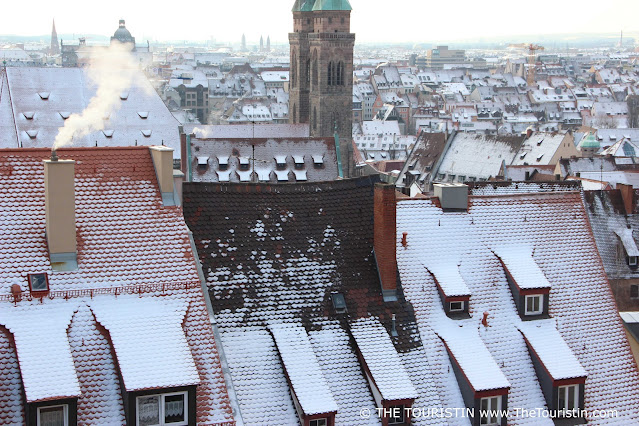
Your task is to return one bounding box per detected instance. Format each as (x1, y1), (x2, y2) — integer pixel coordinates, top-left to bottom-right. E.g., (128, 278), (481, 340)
(38, 404), (68, 426)
(28, 273), (49, 293)
(331, 293), (347, 313)
(629, 256), (638, 267)
(310, 419), (327, 426)
(388, 405), (405, 424)
(449, 301), (464, 312)
(525, 294), (543, 316)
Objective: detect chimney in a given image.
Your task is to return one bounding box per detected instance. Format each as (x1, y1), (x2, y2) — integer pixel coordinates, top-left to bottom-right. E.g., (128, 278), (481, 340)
(526, 127), (533, 139)
(44, 152), (77, 269)
(525, 171), (530, 180)
(433, 183), (469, 210)
(149, 146), (176, 206)
(616, 183), (634, 215)
(482, 311), (489, 327)
(374, 183), (398, 302)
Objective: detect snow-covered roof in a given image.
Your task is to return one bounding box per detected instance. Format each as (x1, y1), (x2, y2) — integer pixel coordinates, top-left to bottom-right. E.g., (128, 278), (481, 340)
(350, 317), (418, 401)
(189, 137), (338, 183)
(269, 323), (338, 415)
(0, 147), (233, 424)
(518, 320), (587, 381)
(361, 120), (401, 136)
(0, 68), (181, 158)
(424, 260), (471, 297)
(437, 324), (511, 392)
(396, 191), (639, 420)
(90, 297), (200, 391)
(187, 123), (309, 138)
(511, 132), (567, 166)
(0, 303), (81, 402)
(615, 228), (639, 257)
(492, 245), (552, 290)
(436, 133), (523, 181)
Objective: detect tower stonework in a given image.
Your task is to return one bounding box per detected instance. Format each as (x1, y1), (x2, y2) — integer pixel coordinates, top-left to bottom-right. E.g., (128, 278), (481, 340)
(289, 0), (355, 176)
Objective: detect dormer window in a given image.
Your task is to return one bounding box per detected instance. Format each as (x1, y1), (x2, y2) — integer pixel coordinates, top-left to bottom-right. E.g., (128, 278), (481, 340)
(310, 419), (327, 426)
(525, 294), (543, 316)
(238, 157), (250, 171)
(217, 156), (229, 171)
(293, 155), (304, 170)
(480, 397), (501, 425)
(449, 301), (464, 312)
(28, 273), (49, 294)
(37, 404), (69, 426)
(629, 256), (638, 267)
(275, 155), (287, 170)
(557, 384), (579, 413)
(136, 391), (188, 426)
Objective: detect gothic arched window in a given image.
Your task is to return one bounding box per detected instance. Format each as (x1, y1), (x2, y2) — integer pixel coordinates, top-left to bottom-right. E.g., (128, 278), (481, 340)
(328, 62), (334, 86)
(291, 53), (297, 87)
(306, 59), (310, 85)
(312, 51), (318, 88)
(337, 62), (345, 86)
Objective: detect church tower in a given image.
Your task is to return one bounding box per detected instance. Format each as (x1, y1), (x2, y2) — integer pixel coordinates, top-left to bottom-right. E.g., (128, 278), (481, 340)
(289, 0), (355, 175)
(50, 19), (60, 55)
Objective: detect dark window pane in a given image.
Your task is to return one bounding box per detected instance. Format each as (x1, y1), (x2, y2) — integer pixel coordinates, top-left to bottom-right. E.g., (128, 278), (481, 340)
(164, 394), (185, 423)
(39, 406), (65, 426)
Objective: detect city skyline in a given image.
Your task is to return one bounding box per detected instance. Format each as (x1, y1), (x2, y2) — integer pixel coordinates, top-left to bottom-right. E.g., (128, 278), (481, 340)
(2, 0), (638, 45)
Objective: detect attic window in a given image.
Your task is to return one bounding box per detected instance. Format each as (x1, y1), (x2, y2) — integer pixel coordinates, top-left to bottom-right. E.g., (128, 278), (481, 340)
(102, 129), (114, 138)
(138, 111), (149, 119)
(136, 392), (188, 426)
(449, 301), (464, 312)
(28, 273), (49, 293)
(310, 419), (327, 426)
(23, 111), (35, 120)
(141, 129), (152, 138)
(59, 111), (70, 120)
(275, 155), (287, 170)
(331, 293), (347, 313)
(238, 157), (250, 171)
(525, 294), (543, 315)
(26, 130), (38, 139)
(120, 91), (129, 100)
(38, 92), (50, 100)
(217, 155), (229, 171)
(629, 256), (638, 267)
(197, 156), (209, 167)
(37, 404), (68, 426)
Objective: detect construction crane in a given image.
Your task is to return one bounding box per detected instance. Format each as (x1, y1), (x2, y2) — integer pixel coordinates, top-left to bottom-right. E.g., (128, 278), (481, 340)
(508, 43), (545, 86)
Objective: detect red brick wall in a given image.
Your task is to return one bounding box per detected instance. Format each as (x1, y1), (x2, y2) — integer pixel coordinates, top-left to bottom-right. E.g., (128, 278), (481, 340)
(374, 183), (397, 291)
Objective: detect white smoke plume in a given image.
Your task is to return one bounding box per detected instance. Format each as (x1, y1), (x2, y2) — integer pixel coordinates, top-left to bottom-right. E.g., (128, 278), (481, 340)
(192, 127), (214, 138)
(53, 41), (149, 149)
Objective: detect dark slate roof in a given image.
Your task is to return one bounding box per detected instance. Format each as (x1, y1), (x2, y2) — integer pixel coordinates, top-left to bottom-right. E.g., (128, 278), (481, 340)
(183, 177), (444, 425)
(396, 132), (447, 189)
(468, 180), (581, 196)
(584, 189), (639, 280)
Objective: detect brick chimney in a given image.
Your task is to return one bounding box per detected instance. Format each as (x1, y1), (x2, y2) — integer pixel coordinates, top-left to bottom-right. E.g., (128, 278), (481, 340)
(149, 146), (175, 206)
(616, 183), (634, 215)
(44, 153), (77, 269)
(374, 183), (398, 302)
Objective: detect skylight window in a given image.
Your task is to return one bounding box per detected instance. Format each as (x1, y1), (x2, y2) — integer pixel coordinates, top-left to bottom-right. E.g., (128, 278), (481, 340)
(138, 111), (149, 119)
(26, 130), (38, 139)
(28, 273), (49, 293)
(23, 111), (34, 120)
(102, 130), (114, 138)
(59, 111), (70, 120)
(141, 129), (152, 137)
(331, 293), (347, 313)
(38, 92), (50, 100)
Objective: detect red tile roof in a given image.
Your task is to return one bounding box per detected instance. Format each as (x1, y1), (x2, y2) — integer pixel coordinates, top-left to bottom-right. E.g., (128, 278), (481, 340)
(0, 147), (234, 425)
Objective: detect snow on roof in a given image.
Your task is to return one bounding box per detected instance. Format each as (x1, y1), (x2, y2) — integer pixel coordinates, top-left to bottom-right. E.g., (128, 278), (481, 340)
(361, 120), (400, 136)
(190, 137), (337, 183)
(187, 123), (309, 138)
(518, 320), (587, 381)
(0, 303), (81, 402)
(437, 133), (523, 180)
(615, 228), (639, 257)
(89, 297), (199, 391)
(511, 132), (566, 166)
(620, 312), (639, 323)
(0, 68), (181, 158)
(437, 323), (510, 392)
(350, 317), (418, 401)
(492, 245), (552, 290)
(396, 192), (639, 419)
(269, 323), (338, 415)
(424, 260), (471, 297)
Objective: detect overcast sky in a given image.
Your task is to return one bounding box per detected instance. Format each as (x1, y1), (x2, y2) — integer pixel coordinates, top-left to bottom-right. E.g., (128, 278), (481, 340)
(2, 0), (637, 45)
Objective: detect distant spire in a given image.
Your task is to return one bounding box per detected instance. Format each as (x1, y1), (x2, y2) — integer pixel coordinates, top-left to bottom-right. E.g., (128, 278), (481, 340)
(266, 36), (270, 52)
(50, 19), (60, 55)
(260, 35), (264, 52)
(241, 33), (246, 51)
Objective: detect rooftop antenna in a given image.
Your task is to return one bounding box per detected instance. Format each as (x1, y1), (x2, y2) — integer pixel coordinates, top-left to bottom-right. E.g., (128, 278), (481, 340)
(391, 314), (398, 337)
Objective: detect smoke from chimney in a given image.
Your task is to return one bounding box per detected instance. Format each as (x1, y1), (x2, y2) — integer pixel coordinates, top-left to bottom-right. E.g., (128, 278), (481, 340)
(52, 41), (151, 150)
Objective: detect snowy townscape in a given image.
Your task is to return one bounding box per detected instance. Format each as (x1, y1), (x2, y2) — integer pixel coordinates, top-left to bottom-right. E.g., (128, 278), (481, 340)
(1, 0), (639, 425)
